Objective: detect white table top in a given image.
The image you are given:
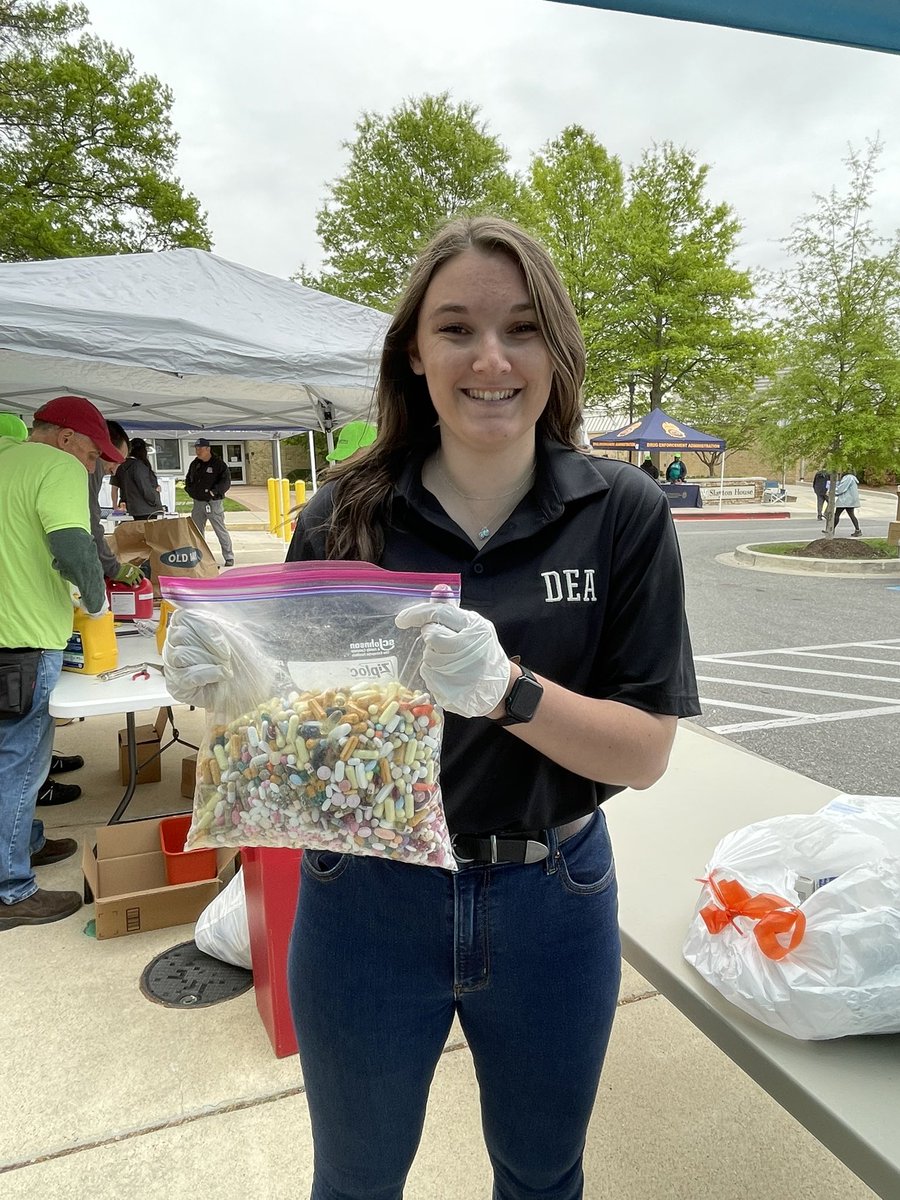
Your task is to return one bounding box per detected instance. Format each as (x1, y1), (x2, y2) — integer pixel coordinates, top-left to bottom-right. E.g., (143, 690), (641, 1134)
(50, 629), (173, 718)
(604, 726), (899, 1199)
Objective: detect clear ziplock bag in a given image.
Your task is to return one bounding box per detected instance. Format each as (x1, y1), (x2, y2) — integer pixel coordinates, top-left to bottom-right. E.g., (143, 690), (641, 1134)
(159, 562), (461, 870)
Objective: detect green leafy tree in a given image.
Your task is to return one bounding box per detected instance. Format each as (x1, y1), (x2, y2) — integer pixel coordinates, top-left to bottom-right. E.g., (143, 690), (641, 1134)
(613, 143), (769, 416)
(300, 92), (526, 310)
(674, 380), (765, 476)
(760, 142), (900, 530)
(0, 0), (211, 260)
(527, 125), (626, 404)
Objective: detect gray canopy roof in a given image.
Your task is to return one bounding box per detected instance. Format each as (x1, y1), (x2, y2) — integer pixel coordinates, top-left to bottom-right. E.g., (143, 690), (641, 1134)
(0, 248), (390, 435)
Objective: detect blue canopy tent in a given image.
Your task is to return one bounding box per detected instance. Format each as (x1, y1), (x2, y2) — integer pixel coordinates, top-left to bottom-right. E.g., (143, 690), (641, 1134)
(548, 1), (900, 55)
(589, 407), (727, 504)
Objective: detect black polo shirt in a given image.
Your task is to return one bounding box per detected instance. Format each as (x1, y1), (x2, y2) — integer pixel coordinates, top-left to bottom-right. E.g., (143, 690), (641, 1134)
(287, 438), (700, 836)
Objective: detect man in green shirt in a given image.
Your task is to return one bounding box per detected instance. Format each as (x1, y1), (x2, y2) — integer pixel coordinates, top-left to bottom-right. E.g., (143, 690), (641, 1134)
(0, 396), (124, 931)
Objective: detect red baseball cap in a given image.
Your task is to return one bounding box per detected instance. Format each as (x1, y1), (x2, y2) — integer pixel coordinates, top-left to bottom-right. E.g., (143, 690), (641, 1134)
(33, 395), (126, 464)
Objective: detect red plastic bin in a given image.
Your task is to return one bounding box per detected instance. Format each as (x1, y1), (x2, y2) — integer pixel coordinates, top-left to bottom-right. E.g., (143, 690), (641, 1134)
(241, 846), (303, 1058)
(159, 814), (217, 886)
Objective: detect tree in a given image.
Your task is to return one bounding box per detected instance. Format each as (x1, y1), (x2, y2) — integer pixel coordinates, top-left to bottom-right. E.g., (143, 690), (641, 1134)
(612, 143), (769, 416)
(0, 0), (211, 260)
(300, 93), (526, 310)
(760, 142), (900, 526)
(674, 380), (764, 476)
(527, 125), (626, 404)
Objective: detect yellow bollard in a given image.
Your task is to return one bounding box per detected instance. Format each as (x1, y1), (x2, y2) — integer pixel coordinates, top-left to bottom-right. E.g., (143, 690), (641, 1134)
(294, 480), (306, 509)
(280, 477), (291, 542)
(266, 477), (278, 535)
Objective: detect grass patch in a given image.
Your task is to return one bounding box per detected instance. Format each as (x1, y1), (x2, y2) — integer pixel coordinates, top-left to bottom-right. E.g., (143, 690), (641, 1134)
(175, 484), (247, 513)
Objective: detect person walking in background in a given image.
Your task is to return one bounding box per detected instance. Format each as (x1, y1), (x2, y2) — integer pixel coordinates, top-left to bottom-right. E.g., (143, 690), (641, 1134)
(0, 395), (121, 931)
(639, 453), (660, 480)
(665, 453), (687, 482)
(812, 469), (829, 520)
(184, 439), (234, 567)
(834, 470), (862, 536)
(111, 437), (165, 519)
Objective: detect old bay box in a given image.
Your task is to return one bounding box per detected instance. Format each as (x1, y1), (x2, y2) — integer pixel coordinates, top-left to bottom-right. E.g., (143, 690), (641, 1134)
(83, 818), (237, 939)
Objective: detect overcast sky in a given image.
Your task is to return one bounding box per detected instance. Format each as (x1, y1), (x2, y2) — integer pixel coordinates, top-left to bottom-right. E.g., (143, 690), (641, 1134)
(83, 0), (900, 284)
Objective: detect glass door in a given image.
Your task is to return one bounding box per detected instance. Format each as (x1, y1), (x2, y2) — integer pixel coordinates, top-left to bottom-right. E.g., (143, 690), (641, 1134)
(208, 442), (245, 484)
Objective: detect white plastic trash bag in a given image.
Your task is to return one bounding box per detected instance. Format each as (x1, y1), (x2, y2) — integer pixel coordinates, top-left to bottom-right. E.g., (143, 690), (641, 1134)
(683, 794), (900, 1040)
(195, 869), (252, 970)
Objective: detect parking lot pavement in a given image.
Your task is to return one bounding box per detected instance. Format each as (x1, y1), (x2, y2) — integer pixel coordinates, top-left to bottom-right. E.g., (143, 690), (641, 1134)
(694, 637), (900, 734)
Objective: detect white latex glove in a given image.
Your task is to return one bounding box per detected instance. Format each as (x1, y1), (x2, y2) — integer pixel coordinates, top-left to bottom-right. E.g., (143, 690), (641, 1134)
(394, 602), (511, 718)
(163, 608), (279, 714)
(163, 609), (233, 709)
(82, 596), (109, 620)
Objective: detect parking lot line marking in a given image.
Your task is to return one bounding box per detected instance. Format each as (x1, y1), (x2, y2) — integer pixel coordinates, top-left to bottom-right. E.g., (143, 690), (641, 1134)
(710, 703), (900, 734)
(769, 651), (900, 666)
(696, 638), (900, 660)
(697, 660), (900, 684)
(697, 698), (807, 716)
(695, 675), (900, 705)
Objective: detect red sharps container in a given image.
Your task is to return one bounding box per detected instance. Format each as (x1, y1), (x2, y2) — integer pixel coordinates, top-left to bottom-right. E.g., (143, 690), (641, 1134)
(106, 575), (154, 621)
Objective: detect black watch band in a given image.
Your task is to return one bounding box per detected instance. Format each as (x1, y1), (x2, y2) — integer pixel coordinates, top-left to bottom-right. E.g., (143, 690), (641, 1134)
(495, 665), (544, 727)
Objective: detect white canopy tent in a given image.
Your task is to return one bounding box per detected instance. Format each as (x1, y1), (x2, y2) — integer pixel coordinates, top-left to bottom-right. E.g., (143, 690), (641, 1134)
(0, 248), (390, 470)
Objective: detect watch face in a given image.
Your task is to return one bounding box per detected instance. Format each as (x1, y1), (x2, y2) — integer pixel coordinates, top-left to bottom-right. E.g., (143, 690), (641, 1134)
(506, 670), (543, 723)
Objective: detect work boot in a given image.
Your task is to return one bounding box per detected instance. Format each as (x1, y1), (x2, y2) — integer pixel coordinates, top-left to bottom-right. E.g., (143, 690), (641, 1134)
(31, 837), (78, 867)
(0, 889), (82, 931)
(49, 753), (84, 774)
(36, 779), (82, 806)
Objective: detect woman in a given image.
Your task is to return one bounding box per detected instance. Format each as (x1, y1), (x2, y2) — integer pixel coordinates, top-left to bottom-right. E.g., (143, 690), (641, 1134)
(110, 437), (164, 519)
(833, 470), (862, 536)
(284, 216), (700, 1199)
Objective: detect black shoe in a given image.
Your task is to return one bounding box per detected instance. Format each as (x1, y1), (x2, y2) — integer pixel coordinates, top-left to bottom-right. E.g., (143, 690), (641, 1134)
(31, 837), (78, 867)
(36, 779), (82, 806)
(224, 559), (235, 567)
(49, 753), (84, 775)
(851, 529), (862, 537)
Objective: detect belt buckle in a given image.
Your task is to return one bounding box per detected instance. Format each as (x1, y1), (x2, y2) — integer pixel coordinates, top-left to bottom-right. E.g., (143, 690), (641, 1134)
(450, 834), (475, 865)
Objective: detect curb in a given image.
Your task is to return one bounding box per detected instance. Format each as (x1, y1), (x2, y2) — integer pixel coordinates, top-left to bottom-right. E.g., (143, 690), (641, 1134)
(672, 510), (792, 521)
(730, 543), (900, 577)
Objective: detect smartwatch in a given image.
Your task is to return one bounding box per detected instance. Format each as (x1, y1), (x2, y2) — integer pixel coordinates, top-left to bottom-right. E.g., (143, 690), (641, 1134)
(495, 665), (544, 727)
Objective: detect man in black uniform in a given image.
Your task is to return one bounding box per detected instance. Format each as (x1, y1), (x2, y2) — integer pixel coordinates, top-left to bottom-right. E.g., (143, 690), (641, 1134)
(184, 439), (234, 566)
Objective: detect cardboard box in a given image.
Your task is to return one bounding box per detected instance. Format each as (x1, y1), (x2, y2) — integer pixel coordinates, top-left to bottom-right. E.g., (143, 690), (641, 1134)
(181, 754), (198, 800)
(118, 708), (168, 786)
(83, 818), (237, 940)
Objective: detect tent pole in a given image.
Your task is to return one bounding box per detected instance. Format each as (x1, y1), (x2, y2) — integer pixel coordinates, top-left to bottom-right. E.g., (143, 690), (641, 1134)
(718, 450), (725, 511)
(274, 436), (283, 480)
(308, 430), (318, 494)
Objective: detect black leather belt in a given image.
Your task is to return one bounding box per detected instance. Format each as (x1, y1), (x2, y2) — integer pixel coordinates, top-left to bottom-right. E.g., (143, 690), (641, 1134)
(451, 812), (594, 866)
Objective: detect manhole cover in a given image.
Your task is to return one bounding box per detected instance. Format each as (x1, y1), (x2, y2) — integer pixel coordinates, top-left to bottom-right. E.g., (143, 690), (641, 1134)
(140, 941), (253, 1008)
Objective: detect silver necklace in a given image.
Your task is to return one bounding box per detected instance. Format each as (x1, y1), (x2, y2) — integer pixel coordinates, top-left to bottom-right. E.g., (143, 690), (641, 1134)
(433, 457), (536, 541)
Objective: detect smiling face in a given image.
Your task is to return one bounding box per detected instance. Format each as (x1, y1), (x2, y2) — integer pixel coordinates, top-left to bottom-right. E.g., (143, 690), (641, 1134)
(408, 249), (553, 459)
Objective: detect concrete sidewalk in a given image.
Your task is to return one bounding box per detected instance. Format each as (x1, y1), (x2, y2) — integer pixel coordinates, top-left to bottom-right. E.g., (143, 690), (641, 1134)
(0, 714), (876, 1198)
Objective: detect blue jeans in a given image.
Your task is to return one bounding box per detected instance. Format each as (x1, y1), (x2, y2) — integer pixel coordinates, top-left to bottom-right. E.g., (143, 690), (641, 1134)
(288, 809), (621, 1200)
(0, 650), (62, 904)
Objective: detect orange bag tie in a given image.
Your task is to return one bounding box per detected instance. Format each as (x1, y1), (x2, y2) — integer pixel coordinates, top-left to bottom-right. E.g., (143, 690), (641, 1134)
(698, 874), (806, 961)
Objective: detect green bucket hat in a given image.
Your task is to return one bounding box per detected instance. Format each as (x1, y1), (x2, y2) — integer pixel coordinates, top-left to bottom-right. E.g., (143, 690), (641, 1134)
(326, 421), (377, 463)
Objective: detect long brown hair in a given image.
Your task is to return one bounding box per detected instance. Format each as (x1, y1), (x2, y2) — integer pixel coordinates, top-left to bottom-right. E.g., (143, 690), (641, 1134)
(322, 215), (586, 561)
